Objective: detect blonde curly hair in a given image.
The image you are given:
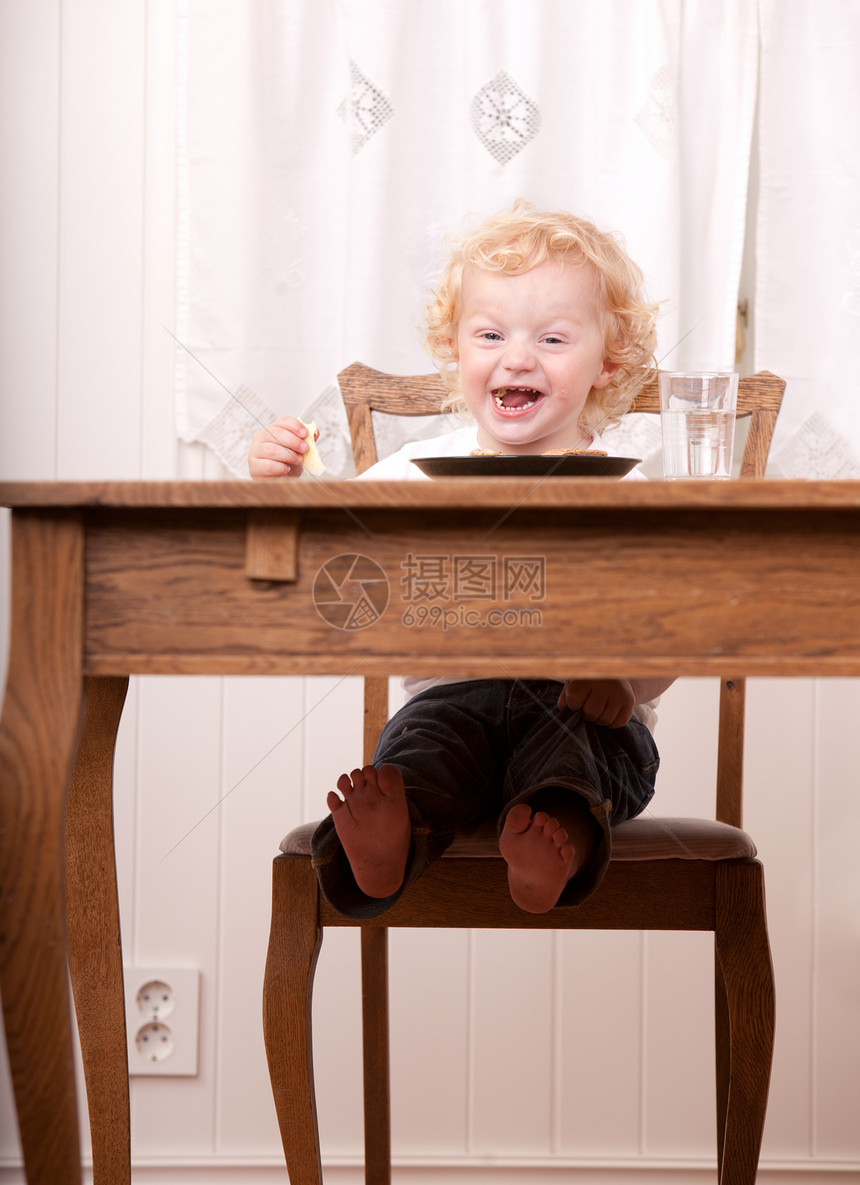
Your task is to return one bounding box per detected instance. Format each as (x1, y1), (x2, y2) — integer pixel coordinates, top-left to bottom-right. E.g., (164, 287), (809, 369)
(424, 200), (658, 432)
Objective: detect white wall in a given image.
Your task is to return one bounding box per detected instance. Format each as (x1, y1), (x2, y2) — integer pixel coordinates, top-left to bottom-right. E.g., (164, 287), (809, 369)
(1, 3), (859, 1183)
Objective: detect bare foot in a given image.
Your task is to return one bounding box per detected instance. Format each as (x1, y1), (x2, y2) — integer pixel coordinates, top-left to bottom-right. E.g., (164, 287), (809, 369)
(499, 803), (577, 914)
(327, 764), (411, 898)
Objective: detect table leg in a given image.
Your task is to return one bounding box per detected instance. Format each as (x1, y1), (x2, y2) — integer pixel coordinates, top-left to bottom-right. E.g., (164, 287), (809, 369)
(66, 675), (131, 1185)
(0, 510), (85, 1184)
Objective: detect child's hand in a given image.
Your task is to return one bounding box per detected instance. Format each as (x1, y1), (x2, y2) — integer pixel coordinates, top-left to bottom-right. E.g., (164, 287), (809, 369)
(557, 679), (635, 728)
(248, 417), (316, 480)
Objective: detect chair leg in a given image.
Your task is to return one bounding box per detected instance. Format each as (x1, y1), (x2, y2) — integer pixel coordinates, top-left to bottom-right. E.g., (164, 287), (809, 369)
(263, 854), (324, 1185)
(714, 861), (775, 1185)
(714, 952), (730, 1181)
(361, 927), (391, 1185)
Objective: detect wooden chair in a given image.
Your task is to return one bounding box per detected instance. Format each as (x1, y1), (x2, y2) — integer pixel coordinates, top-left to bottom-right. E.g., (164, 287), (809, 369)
(263, 363), (786, 1185)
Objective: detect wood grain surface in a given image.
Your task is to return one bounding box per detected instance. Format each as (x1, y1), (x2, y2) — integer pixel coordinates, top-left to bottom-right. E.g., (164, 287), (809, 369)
(0, 511), (86, 1184)
(65, 491), (860, 678)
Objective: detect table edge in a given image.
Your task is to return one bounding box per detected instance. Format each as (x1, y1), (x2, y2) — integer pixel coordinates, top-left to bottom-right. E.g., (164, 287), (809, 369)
(3, 478), (860, 511)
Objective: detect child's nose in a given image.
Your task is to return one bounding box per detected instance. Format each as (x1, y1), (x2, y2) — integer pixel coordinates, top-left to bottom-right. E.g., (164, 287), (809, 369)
(502, 340), (535, 373)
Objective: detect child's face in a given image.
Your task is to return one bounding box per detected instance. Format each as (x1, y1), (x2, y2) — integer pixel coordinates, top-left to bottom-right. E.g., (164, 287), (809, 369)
(454, 260), (617, 453)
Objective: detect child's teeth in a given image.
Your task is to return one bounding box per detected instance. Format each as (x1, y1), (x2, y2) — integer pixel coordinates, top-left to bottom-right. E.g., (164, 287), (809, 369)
(495, 388), (536, 409)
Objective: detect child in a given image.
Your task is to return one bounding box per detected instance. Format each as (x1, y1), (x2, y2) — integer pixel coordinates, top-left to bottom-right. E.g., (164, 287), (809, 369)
(250, 200), (674, 916)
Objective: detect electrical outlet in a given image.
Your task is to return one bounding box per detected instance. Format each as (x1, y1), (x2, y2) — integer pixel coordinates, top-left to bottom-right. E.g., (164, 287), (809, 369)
(125, 967), (200, 1076)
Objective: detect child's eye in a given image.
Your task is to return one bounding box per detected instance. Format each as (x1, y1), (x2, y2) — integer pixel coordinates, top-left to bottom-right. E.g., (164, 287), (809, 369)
(479, 331), (502, 341)
(542, 335), (565, 344)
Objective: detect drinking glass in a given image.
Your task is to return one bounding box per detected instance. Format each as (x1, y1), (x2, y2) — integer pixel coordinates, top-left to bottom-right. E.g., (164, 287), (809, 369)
(659, 371), (739, 480)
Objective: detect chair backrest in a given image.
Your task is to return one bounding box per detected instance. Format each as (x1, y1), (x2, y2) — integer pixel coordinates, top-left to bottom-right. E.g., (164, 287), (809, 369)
(339, 362), (785, 479)
(338, 361), (786, 828)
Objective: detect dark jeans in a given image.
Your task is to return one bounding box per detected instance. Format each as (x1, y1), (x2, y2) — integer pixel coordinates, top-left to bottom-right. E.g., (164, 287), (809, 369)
(312, 679), (659, 918)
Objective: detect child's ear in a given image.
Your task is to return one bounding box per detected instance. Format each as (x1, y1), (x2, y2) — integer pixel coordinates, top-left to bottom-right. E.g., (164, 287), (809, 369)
(593, 358), (620, 389)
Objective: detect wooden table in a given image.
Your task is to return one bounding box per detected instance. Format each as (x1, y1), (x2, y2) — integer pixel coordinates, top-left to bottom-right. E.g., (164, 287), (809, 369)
(2, 478), (860, 1183)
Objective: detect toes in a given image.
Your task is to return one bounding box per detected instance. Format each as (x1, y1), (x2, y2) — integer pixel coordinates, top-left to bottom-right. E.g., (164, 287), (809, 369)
(360, 764), (380, 791)
(536, 813), (568, 844)
(336, 772), (355, 795)
(503, 807), (571, 855)
(339, 767), (379, 794)
(505, 803), (533, 834)
(327, 789), (345, 813)
(530, 811), (564, 838)
(376, 764), (404, 796)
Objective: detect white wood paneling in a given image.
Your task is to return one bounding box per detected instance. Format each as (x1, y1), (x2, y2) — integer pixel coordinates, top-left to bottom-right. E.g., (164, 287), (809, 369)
(642, 931), (714, 1156)
(811, 680), (860, 1157)
(747, 678), (817, 1158)
(646, 679), (720, 816)
(308, 926), (365, 1158)
(141, 0), (180, 479)
(56, 0), (148, 480)
(217, 675), (308, 1155)
(556, 930), (644, 1156)
(389, 929), (471, 1155)
(469, 930), (556, 1154)
(641, 681), (739, 1156)
(0, 0), (61, 480)
(129, 675), (224, 1156)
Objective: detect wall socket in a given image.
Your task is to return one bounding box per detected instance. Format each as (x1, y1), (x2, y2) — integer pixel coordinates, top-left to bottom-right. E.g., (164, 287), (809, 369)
(124, 967), (200, 1076)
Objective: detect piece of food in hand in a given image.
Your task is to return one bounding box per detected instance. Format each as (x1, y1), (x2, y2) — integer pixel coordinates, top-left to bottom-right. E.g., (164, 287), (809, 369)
(300, 420), (325, 475)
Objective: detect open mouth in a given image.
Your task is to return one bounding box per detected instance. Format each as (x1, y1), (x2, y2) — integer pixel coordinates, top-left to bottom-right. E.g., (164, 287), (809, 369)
(492, 387), (544, 414)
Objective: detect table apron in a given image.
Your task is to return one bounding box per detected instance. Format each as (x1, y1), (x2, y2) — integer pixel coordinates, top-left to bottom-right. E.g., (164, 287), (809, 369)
(81, 506), (860, 678)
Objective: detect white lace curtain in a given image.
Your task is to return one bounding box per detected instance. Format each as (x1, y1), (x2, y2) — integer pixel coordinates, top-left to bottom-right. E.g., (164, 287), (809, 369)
(756, 0), (860, 478)
(176, 0), (860, 479)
